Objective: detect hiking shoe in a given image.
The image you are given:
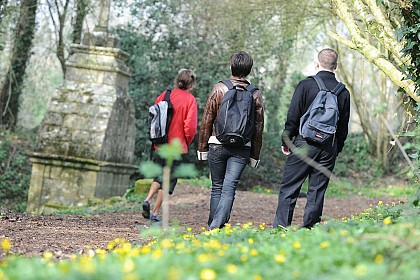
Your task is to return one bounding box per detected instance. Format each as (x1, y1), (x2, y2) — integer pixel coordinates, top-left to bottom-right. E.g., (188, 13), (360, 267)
(150, 214), (161, 222)
(142, 201), (150, 219)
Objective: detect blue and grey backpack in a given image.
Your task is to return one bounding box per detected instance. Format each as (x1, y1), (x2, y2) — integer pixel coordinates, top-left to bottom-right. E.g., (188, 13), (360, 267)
(299, 76), (345, 144)
(215, 80), (257, 146)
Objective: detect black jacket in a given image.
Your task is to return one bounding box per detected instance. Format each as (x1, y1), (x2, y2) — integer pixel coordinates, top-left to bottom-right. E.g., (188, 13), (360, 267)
(282, 71), (351, 154)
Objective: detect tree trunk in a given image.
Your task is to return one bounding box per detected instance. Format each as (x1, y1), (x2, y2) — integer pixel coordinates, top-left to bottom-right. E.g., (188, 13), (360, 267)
(0, 1), (7, 25)
(72, 0), (88, 44)
(0, 0), (37, 129)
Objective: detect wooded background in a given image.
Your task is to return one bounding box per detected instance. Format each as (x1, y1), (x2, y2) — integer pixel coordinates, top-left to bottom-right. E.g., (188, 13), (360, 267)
(0, 0), (419, 191)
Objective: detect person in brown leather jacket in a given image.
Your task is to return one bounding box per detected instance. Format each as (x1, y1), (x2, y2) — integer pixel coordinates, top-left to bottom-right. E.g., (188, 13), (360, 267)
(197, 51), (265, 230)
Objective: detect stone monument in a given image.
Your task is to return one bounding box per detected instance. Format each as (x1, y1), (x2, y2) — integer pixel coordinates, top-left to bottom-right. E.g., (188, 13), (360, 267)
(26, 0), (137, 212)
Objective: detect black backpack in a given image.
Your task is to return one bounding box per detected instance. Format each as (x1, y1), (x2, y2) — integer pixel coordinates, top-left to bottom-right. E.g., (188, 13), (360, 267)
(299, 76), (345, 144)
(148, 90), (173, 145)
(215, 80), (257, 146)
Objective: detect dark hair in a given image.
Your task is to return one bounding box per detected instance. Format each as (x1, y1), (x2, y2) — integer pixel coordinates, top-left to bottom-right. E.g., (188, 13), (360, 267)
(175, 69), (196, 90)
(318, 48), (338, 71)
(230, 51), (253, 78)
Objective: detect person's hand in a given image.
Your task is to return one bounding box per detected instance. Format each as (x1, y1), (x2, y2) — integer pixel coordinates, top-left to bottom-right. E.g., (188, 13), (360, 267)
(282, 146), (291, 156)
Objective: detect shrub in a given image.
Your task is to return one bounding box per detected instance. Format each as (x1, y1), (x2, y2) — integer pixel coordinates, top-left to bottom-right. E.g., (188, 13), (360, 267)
(0, 130), (34, 212)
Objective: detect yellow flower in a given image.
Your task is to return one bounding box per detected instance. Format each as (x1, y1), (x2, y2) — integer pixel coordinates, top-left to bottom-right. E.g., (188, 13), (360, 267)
(197, 254), (210, 263)
(354, 264), (367, 276)
(161, 239), (174, 248)
(274, 254), (286, 263)
(378, 201), (383, 206)
(78, 256), (96, 274)
(280, 233), (286, 238)
(200, 268), (216, 280)
(254, 275), (263, 280)
(1, 238), (11, 252)
(43, 251), (53, 260)
(259, 223), (266, 230)
(374, 255), (384, 264)
(122, 258), (136, 273)
(320, 241), (329, 249)
(152, 248), (162, 260)
(250, 249), (258, 256)
(240, 254), (248, 262)
(292, 241), (301, 249)
(168, 267), (181, 280)
(107, 241), (115, 250)
(140, 246), (151, 255)
(347, 237), (355, 244)
(248, 238), (254, 245)
(187, 227), (192, 232)
(383, 217), (392, 225)
(226, 264), (238, 274)
(339, 230), (348, 237)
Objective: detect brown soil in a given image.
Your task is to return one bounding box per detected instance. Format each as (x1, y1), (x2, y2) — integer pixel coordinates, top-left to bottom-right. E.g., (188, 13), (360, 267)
(0, 183), (404, 259)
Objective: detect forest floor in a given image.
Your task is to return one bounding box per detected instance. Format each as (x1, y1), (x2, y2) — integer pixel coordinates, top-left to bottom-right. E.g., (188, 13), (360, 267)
(0, 183), (405, 260)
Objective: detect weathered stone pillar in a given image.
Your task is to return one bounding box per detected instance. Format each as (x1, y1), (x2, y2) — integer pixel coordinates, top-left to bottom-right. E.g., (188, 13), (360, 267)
(27, 1), (137, 212)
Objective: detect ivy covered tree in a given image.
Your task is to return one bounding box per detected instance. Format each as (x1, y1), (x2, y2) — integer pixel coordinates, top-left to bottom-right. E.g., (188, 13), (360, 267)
(0, 0), (38, 129)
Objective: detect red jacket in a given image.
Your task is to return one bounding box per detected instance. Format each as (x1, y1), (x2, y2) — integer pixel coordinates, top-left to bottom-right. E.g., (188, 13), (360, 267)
(154, 88), (198, 153)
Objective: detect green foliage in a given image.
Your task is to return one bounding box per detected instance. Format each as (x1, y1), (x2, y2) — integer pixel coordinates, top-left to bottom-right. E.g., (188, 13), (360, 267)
(334, 134), (384, 179)
(0, 130), (33, 211)
(397, 0), (420, 94)
(139, 140), (198, 180)
(179, 177), (212, 189)
(48, 196), (145, 215)
(1, 202), (419, 279)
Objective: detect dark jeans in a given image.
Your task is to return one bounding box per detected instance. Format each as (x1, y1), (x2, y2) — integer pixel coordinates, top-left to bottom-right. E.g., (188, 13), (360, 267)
(207, 144), (250, 229)
(273, 137), (337, 228)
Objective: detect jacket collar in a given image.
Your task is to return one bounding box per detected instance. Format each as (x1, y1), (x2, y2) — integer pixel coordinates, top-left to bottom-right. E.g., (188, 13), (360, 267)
(230, 76), (251, 85)
(316, 70), (336, 77)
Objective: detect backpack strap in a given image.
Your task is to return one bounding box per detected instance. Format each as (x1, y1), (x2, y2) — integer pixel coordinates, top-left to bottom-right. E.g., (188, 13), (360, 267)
(331, 82), (345, 96)
(220, 80), (235, 90)
(311, 75), (327, 91)
(246, 84), (258, 93)
(312, 76), (345, 96)
(164, 89), (171, 102)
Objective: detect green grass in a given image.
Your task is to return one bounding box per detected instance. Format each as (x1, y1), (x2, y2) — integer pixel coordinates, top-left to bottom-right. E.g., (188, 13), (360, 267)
(180, 176), (212, 188)
(249, 177), (418, 199)
(1, 201), (419, 279)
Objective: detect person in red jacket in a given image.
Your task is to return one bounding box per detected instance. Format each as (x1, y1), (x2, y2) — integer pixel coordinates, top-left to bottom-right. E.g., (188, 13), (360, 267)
(142, 69), (198, 222)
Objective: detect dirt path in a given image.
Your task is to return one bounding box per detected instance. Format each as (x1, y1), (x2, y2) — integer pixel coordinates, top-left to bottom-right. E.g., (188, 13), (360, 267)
(0, 183), (403, 259)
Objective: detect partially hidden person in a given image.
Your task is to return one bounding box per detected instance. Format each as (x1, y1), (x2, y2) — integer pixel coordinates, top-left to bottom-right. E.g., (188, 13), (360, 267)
(273, 48), (351, 229)
(197, 51), (265, 230)
(142, 69), (198, 222)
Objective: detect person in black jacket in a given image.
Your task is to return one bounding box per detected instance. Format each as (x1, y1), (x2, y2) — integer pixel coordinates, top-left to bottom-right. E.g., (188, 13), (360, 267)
(273, 48), (351, 229)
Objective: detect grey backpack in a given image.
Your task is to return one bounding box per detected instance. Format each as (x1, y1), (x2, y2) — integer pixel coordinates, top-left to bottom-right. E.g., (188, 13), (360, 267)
(148, 90), (173, 145)
(299, 76), (345, 144)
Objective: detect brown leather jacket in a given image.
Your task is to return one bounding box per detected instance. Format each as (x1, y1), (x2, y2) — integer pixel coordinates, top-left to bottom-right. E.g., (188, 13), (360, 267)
(198, 76), (264, 163)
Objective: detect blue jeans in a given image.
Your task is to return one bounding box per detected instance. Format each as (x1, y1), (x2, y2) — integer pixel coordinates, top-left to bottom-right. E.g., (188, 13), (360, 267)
(207, 144), (250, 229)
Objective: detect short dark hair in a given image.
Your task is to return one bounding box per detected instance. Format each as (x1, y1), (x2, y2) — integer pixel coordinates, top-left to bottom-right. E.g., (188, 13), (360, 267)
(318, 48), (338, 71)
(174, 69), (196, 90)
(230, 51), (253, 78)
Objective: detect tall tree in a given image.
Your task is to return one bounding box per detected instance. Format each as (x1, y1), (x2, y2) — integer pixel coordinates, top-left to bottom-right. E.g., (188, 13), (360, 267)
(0, 0), (38, 129)
(329, 0), (419, 103)
(47, 0), (71, 74)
